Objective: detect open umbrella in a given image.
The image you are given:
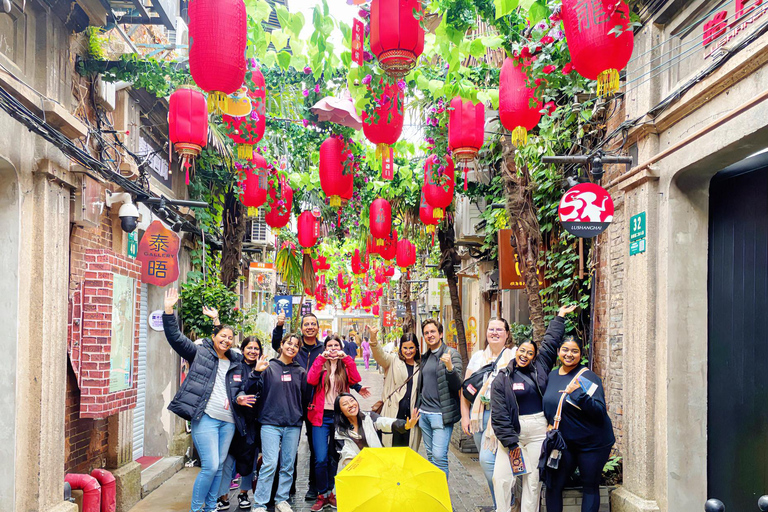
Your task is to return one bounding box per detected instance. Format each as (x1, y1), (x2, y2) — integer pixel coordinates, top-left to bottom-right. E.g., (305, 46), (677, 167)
(335, 447), (451, 512)
(310, 89), (363, 130)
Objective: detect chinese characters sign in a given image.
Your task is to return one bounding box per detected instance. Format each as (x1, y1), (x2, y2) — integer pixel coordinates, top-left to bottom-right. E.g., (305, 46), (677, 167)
(138, 220), (180, 286)
(352, 19), (365, 66)
(497, 229), (544, 290)
(703, 0), (768, 57)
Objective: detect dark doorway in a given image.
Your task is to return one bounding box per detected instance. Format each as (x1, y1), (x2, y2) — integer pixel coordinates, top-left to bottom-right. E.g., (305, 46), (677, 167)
(708, 159), (768, 509)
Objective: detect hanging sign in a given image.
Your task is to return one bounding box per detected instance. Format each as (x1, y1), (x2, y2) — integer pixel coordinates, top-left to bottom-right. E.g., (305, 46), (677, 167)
(497, 229), (544, 290)
(558, 183), (614, 238)
(274, 295), (294, 318)
(382, 310), (395, 327)
(137, 220), (181, 286)
(382, 147), (394, 180)
(148, 310), (165, 331)
(127, 232), (138, 259)
(352, 19), (365, 66)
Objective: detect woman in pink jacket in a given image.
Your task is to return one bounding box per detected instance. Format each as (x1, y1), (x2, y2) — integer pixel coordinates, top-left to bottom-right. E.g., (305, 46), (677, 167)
(306, 334), (362, 511)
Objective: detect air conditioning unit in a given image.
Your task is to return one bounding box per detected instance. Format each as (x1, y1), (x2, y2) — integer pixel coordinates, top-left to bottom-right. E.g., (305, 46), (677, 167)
(96, 75), (116, 111)
(246, 209), (270, 245)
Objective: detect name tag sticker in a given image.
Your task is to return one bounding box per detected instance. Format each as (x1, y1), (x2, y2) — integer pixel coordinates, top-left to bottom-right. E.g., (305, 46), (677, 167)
(233, 374), (242, 382)
(281, 374), (292, 382)
(513, 382), (525, 391)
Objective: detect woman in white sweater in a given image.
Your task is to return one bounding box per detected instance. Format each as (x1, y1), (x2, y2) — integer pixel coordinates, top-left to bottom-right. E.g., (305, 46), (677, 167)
(333, 393), (420, 471)
(368, 327), (422, 449)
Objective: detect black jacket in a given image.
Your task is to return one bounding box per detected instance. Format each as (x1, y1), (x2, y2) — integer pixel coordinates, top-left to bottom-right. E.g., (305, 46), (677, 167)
(162, 314), (248, 436)
(246, 358), (306, 427)
(491, 316), (564, 449)
(415, 343), (464, 425)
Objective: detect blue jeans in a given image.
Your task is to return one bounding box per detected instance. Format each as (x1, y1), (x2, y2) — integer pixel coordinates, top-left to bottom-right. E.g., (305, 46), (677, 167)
(217, 452), (258, 498)
(312, 410), (338, 495)
(418, 411), (453, 478)
(472, 409), (496, 507)
(253, 425), (301, 507)
(190, 414), (236, 512)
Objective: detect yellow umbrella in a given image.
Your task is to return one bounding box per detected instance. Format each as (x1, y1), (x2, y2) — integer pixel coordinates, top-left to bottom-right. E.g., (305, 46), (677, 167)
(335, 447), (452, 512)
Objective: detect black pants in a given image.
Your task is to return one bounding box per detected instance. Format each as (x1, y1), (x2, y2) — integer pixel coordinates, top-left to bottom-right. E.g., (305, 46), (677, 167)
(545, 445), (612, 512)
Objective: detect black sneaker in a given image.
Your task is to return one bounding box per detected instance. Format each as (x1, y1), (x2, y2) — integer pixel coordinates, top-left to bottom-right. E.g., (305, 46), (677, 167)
(216, 497), (229, 511)
(304, 489), (318, 502)
(237, 492), (250, 509)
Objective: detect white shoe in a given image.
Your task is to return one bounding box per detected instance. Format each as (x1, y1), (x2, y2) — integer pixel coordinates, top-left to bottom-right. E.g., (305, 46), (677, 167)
(275, 501), (293, 512)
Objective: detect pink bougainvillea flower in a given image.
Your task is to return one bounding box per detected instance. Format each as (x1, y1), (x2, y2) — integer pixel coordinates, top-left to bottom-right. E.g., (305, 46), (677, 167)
(544, 101), (557, 115)
(520, 46), (532, 58)
(541, 35), (554, 45)
(363, 50), (374, 62)
(550, 10), (562, 22)
(397, 80), (406, 91)
(562, 62), (575, 74)
(314, 84), (321, 93)
(302, 89), (309, 97)
(302, 119), (310, 127)
(304, 66), (312, 74)
(362, 74), (372, 85)
(542, 65), (556, 74)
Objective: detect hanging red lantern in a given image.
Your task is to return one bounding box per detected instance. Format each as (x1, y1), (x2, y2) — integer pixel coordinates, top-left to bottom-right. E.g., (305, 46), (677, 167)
(372, 304), (380, 316)
(313, 256), (331, 272)
(370, 0), (425, 77)
(297, 211), (320, 251)
(188, 0), (247, 113)
(369, 198), (392, 245)
(265, 178), (293, 230)
(375, 265), (386, 285)
(396, 239), (416, 269)
(223, 69), (266, 160)
(561, 0), (634, 95)
(363, 82), (404, 179)
(319, 137), (354, 207)
(379, 228), (398, 263)
(337, 272), (352, 289)
(423, 155), (455, 220)
(449, 97), (485, 163)
(499, 58), (542, 146)
(168, 88), (208, 185)
(419, 191), (439, 233)
(238, 155), (268, 213)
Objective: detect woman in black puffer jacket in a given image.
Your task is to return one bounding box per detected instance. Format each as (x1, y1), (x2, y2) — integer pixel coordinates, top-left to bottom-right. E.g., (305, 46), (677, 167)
(162, 288), (256, 512)
(490, 305), (577, 512)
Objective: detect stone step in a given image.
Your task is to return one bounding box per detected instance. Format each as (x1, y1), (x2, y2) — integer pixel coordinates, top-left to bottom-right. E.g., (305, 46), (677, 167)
(141, 456), (184, 498)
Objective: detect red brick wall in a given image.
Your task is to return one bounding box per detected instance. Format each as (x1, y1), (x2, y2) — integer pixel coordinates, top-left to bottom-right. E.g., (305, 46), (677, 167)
(65, 360), (109, 473)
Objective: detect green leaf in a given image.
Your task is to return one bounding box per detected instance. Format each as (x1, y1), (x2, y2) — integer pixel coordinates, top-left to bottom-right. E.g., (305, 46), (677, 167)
(480, 35), (505, 49)
(528, 1), (549, 25)
(427, 79), (444, 96)
(339, 21), (352, 46)
(494, 0), (519, 19)
(245, 0), (272, 23)
(289, 12), (305, 36)
(470, 39), (486, 58)
(519, 0), (536, 11)
(289, 37), (305, 55)
(261, 50), (277, 67)
(271, 29), (289, 51)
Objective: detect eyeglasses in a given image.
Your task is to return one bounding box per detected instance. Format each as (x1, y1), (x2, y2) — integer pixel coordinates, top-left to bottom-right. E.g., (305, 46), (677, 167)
(488, 328), (506, 333)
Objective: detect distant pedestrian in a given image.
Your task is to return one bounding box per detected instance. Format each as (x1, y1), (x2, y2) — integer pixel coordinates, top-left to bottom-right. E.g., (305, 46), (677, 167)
(161, 289), (256, 512)
(246, 333), (306, 512)
(334, 393), (420, 471)
(415, 319), (463, 478)
(361, 337), (372, 370)
(342, 333), (358, 360)
(369, 328), (422, 449)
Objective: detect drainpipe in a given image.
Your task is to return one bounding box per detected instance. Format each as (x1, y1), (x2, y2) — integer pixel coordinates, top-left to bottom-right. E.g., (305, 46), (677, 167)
(65, 474), (101, 512)
(90, 469), (116, 512)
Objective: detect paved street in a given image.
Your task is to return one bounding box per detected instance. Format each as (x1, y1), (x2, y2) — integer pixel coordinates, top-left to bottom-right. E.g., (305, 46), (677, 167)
(129, 361), (493, 512)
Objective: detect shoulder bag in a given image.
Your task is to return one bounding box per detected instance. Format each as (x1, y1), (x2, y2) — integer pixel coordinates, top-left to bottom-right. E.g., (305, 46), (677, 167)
(461, 349), (507, 404)
(371, 364), (420, 415)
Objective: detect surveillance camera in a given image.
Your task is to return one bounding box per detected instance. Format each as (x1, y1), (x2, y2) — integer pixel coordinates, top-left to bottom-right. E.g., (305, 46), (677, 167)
(106, 191), (140, 233)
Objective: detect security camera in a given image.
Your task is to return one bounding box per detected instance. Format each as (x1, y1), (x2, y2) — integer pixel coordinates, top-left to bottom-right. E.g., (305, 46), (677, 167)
(106, 191), (140, 233)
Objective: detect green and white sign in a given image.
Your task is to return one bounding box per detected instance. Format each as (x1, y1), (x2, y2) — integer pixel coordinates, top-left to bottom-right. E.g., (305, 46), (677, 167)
(630, 239), (646, 256)
(629, 212), (646, 241)
(127, 232), (138, 259)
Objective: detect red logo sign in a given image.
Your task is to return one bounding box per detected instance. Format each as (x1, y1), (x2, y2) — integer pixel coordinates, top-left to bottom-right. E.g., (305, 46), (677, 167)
(138, 220), (180, 286)
(558, 183), (614, 238)
(352, 19), (365, 66)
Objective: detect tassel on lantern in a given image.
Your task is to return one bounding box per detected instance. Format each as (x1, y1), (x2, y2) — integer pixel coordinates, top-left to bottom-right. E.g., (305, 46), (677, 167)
(238, 144), (254, 160)
(463, 164), (468, 191)
(511, 126), (528, 146)
(597, 69), (621, 96)
(207, 91), (228, 114)
(329, 196), (342, 207)
(247, 207), (259, 217)
(433, 208), (444, 220)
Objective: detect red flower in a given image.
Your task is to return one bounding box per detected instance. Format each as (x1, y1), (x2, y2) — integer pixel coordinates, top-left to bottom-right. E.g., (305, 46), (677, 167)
(550, 10), (562, 22)
(541, 35), (554, 45)
(562, 62), (575, 75)
(535, 78), (545, 87)
(544, 101), (557, 115)
(520, 46), (532, 58)
(542, 65), (556, 74)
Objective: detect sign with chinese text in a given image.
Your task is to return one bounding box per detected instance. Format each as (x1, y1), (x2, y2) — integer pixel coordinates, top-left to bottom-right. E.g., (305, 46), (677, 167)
(630, 238), (647, 256)
(703, 0), (768, 58)
(301, 301), (313, 316)
(382, 147), (394, 180)
(137, 221), (180, 286)
(558, 183), (614, 238)
(382, 310), (395, 327)
(249, 261), (276, 294)
(127, 232), (138, 258)
(352, 19), (365, 66)
(497, 229), (544, 290)
(629, 212), (646, 241)
(427, 278), (449, 307)
(148, 310), (165, 331)
(274, 295), (293, 318)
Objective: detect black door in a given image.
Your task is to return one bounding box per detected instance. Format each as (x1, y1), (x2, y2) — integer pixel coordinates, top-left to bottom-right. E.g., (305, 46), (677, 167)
(708, 163), (768, 509)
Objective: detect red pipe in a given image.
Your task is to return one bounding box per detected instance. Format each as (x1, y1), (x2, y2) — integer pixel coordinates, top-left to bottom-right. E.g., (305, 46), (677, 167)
(65, 474), (101, 512)
(90, 469), (116, 512)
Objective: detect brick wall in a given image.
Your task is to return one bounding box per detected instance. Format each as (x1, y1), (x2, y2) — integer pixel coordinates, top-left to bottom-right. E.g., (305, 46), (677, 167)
(65, 360), (109, 474)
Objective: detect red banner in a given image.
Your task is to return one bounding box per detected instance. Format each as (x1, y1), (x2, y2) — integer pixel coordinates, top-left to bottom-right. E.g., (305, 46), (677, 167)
(138, 220), (180, 286)
(382, 146), (394, 180)
(382, 310), (395, 327)
(352, 19), (364, 66)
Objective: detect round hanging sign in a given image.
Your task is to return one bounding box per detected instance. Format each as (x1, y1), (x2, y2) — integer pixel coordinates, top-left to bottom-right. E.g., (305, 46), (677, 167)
(148, 310), (165, 331)
(558, 183), (614, 238)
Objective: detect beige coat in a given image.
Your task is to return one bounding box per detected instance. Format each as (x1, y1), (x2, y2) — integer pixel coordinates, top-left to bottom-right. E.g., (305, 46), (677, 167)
(370, 339), (422, 450)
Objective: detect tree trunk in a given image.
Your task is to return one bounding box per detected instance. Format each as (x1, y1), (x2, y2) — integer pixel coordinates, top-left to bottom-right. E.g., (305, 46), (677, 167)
(501, 142), (547, 343)
(220, 185), (247, 288)
(402, 273), (415, 334)
(438, 220), (469, 368)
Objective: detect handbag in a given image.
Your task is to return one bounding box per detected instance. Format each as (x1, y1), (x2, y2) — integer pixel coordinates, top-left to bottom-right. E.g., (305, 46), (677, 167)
(461, 349), (507, 404)
(538, 367), (589, 485)
(371, 365), (420, 415)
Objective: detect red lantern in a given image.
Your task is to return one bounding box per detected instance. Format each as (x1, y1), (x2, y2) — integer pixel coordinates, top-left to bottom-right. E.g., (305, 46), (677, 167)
(337, 272), (352, 289)
(419, 191), (439, 233)
(352, 248), (370, 275)
(369, 198), (392, 245)
(372, 304), (380, 316)
(423, 155), (455, 220)
(265, 178), (293, 230)
(396, 239), (416, 269)
(319, 137), (354, 207)
(238, 154), (268, 210)
(297, 211), (320, 251)
(449, 97), (485, 164)
(499, 58), (542, 146)
(562, 0), (633, 95)
(313, 256), (331, 272)
(379, 228), (398, 263)
(168, 88), (208, 185)
(188, 0), (247, 113)
(223, 69), (266, 160)
(363, 82), (404, 179)
(370, 0), (425, 77)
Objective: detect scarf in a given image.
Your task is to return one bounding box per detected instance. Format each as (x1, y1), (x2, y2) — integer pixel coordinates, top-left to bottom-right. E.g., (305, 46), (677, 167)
(469, 345), (515, 453)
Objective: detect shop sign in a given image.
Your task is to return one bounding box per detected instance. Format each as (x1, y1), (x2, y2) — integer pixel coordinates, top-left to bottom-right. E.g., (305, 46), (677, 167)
(148, 310), (165, 331)
(558, 183), (614, 238)
(382, 310), (395, 327)
(274, 295), (293, 318)
(427, 278), (449, 307)
(301, 301), (313, 316)
(704, 0), (768, 58)
(127, 232), (138, 258)
(497, 229), (544, 290)
(137, 220), (180, 286)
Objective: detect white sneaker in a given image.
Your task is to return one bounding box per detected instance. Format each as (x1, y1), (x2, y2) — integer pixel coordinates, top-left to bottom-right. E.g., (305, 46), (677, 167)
(275, 501), (293, 512)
